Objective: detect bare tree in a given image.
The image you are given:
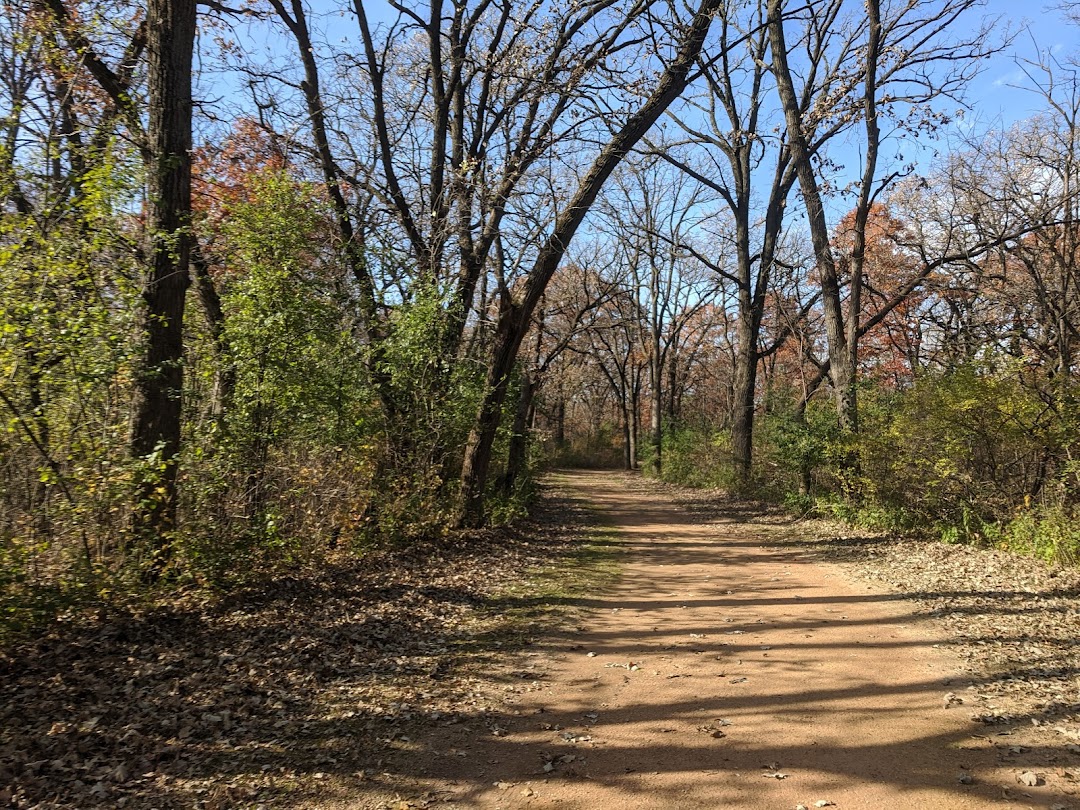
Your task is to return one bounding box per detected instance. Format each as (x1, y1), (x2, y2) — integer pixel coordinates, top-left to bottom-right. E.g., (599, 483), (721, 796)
(767, 0), (995, 442)
(456, 0), (725, 524)
(501, 259), (615, 493)
(251, 0), (726, 523)
(596, 155), (720, 475)
(586, 284), (648, 469)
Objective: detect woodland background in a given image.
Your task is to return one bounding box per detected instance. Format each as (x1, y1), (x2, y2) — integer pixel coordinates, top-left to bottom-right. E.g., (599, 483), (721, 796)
(2, 0), (1079, 627)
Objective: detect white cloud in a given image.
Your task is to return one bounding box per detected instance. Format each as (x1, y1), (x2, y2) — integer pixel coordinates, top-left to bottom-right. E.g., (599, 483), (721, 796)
(992, 69), (1028, 88)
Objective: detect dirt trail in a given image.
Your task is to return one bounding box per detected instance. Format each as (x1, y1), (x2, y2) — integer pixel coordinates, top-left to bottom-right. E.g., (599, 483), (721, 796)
(373, 470), (1068, 809)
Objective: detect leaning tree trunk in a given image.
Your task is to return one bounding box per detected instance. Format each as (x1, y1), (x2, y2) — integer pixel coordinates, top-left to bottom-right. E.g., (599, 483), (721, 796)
(129, 0), (196, 574)
(456, 0), (722, 527)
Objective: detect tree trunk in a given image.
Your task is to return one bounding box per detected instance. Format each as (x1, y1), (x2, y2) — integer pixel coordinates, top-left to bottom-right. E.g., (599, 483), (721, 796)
(649, 348), (663, 477)
(459, 303), (522, 525)
(129, 0), (196, 574)
(730, 307), (758, 485)
(666, 353), (678, 422)
(501, 371), (537, 495)
(191, 242), (234, 421)
(767, 0), (862, 434)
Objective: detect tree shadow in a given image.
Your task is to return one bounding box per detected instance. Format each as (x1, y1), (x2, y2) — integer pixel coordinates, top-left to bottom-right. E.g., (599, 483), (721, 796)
(3, 471), (1077, 809)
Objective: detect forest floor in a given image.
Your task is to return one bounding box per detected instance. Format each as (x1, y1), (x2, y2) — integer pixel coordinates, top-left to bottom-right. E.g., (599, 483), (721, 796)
(4, 470), (1080, 809)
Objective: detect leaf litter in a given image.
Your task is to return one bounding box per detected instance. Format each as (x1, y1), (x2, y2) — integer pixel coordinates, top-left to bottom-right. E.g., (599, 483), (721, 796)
(0, 487), (603, 808)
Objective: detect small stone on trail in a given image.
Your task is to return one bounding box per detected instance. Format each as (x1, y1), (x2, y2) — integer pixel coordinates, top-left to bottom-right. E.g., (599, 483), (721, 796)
(957, 772), (974, 785)
(1018, 770), (1042, 786)
(814, 802), (835, 808)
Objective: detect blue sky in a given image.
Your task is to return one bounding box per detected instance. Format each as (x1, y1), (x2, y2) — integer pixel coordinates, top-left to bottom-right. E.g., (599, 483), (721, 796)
(200, 0), (1080, 224)
(968, 0), (1080, 126)
(208, 0), (1079, 136)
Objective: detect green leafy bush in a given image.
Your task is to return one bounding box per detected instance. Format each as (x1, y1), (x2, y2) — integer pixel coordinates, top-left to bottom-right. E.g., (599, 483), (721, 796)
(658, 425), (739, 489)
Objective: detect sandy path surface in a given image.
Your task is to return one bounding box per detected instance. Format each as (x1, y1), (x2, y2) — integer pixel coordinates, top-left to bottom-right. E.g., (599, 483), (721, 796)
(384, 470), (1068, 809)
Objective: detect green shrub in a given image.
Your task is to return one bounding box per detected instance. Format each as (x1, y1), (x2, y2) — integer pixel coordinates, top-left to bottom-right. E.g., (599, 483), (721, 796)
(999, 505), (1080, 565)
(658, 425), (739, 489)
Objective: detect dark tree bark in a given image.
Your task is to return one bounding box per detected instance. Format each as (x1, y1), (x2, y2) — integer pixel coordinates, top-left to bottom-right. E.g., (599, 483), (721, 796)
(500, 371), (537, 496)
(191, 242), (233, 420)
(767, 0), (857, 433)
(128, 0), (197, 568)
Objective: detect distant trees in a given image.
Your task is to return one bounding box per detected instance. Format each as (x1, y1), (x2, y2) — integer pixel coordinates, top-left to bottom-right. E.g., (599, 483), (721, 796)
(594, 156), (720, 474)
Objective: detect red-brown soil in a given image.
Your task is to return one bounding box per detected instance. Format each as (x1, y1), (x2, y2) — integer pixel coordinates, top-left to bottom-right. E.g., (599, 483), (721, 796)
(349, 470), (1078, 809)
